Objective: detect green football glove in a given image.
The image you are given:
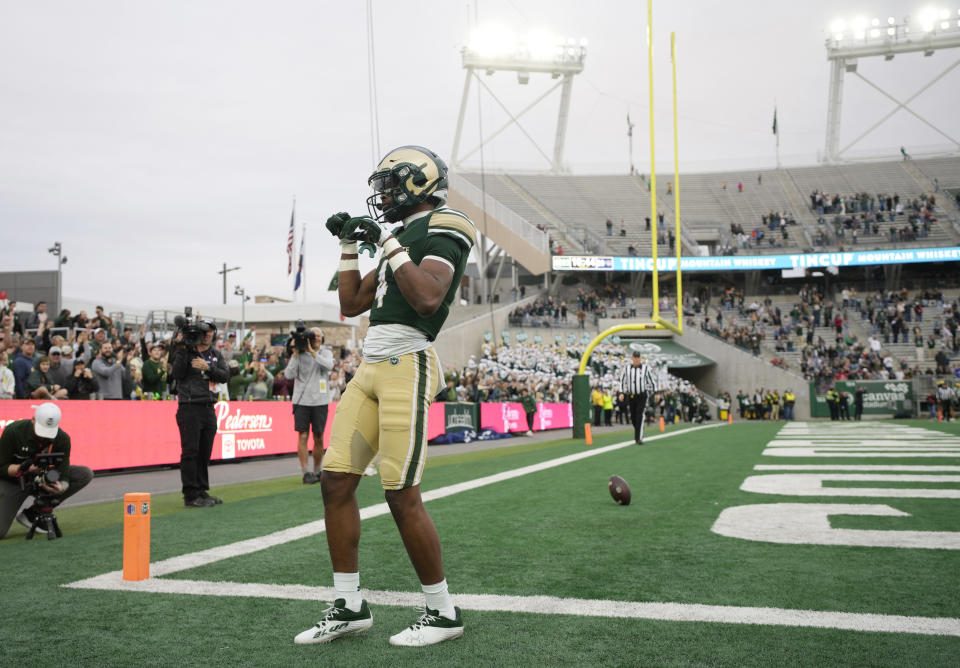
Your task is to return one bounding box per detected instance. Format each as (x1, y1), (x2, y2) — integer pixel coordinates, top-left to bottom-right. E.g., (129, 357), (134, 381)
(349, 216), (392, 247)
(339, 216), (370, 242)
(325, 212), (352, 238)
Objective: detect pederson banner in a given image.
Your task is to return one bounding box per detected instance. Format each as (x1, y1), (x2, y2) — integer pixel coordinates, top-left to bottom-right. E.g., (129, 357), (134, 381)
(808, 380), (914, 418)
(0, 400), (576, 471)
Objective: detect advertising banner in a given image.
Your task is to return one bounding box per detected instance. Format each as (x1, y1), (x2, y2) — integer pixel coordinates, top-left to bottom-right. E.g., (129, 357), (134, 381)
(808, 380), (914, 418)
(0, 400), (326, 470)
(443, 402), (479, 433)
(480, 402), (573, 433)
(0, 400), (567, 471)
(533, 402), (574, 431)
(552, 247), (960, 273)
(621, 340), (714, 369)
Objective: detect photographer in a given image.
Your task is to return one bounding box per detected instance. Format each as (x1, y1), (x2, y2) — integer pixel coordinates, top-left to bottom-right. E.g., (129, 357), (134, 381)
(0, 403), (93, 538)
(64, 358), (99, 399)
(283, 325), (333, 484)
(170, 317), (229, 508)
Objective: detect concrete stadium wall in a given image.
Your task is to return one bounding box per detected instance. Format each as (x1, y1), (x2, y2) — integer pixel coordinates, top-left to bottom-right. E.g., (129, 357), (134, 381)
(674, 324), (811, 420)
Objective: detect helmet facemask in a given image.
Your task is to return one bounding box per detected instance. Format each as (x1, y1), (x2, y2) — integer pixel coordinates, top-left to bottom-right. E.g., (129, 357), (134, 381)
(365, 146), (448, 223)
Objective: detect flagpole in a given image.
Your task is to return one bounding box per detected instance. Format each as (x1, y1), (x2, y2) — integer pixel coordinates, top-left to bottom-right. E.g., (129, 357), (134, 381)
(302, 223), (307, 303)
(289, 196), (297, 301)
(773, 101), (781, 169)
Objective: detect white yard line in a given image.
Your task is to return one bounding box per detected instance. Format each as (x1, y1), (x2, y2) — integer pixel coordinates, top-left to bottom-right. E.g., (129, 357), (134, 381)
(62, 576), (960, 637)
(62, 421), (960, 637)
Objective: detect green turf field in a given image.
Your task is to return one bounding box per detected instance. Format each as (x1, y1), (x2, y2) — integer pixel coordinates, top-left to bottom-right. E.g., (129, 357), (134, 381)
(2, 420), (958, 667)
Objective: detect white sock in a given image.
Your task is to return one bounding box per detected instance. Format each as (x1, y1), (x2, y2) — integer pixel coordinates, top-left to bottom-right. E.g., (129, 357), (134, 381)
(422, 579), (456, 620)
(333, 572), (362, 611)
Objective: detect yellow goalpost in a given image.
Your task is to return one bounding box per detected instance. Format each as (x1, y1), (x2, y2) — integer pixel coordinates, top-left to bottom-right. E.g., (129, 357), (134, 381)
(572, 2), (683, 437)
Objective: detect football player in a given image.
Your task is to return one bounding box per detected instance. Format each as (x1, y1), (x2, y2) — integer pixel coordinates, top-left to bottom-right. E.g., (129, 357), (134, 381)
(295, 146), (474, 648)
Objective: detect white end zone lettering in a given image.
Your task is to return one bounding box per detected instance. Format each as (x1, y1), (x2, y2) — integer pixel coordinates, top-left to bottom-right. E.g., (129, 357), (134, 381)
(711, 503), (960, 550)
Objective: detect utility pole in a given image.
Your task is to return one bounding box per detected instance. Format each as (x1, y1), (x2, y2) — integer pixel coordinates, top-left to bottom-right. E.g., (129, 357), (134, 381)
(218, 263), (240, 305)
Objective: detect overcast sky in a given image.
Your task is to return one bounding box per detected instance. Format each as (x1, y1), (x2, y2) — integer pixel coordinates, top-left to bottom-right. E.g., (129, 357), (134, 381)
(1, 0), (956, 312)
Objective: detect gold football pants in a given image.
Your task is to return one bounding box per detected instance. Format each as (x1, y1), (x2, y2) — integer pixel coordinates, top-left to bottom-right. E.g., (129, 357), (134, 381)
(323, 348), (442, 490)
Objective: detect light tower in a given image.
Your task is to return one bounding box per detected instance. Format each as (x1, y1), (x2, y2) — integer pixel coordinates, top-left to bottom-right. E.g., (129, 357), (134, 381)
(234, 284), (250, 338)
(47, 241), (67, 314)
(823, 9), (960, 162)
(451, 28), (587, 172)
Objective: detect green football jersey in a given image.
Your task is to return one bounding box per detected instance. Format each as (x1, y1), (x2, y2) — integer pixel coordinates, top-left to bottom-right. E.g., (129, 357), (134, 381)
(369, 207), (477, 341)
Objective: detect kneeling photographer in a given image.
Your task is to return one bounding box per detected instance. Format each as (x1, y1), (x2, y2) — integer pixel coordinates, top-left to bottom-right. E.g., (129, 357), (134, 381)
(283, 321), (333, 484)
(0, 403), (93, 538)
(170, 309), (229, 508)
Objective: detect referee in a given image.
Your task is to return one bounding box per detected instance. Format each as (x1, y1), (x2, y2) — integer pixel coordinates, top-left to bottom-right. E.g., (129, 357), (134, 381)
(620, 351), (657, 444)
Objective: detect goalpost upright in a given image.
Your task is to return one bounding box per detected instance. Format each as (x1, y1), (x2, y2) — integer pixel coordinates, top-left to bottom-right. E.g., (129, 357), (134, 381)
(571, 2), (683, 438)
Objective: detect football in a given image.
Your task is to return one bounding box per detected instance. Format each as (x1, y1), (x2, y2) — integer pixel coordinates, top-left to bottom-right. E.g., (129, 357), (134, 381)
(608, 475), (631, 506)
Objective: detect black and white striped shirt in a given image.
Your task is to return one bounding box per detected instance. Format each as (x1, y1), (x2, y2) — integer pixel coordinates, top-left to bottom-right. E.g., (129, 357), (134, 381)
(620, 363), (657, 395)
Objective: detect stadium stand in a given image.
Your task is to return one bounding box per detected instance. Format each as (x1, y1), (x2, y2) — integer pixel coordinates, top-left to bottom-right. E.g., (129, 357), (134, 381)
(456, 156), (960, 258)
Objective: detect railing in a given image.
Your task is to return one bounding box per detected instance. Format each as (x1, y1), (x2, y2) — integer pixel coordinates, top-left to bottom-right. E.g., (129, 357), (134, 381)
(448, 173), (549, 253)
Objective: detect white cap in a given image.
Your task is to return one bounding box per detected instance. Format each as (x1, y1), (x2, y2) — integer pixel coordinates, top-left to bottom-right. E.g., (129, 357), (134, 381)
(48, 345), (63, 355)
(34, 402), (61, 439)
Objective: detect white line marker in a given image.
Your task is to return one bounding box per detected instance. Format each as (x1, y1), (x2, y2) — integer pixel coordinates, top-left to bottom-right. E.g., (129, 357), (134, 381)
(755, 465), (960, 471)
(61, 575), (960, 637)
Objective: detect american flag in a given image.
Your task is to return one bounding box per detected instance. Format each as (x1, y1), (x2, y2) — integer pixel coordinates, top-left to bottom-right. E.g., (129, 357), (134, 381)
(286, 201), (296, 275)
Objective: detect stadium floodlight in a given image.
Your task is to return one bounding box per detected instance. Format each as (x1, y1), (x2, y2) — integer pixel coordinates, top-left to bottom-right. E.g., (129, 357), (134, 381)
(468, 25), (516, 60)
(823, 9), (960, 162)
(852, 16), (868, 37)
(919, 7), (937, 31)
(452, 26), (588, 172)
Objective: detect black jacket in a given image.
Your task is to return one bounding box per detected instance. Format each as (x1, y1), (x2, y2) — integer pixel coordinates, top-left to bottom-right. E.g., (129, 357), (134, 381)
(64, 371), (99, 400)
(171, 346), (229, 404)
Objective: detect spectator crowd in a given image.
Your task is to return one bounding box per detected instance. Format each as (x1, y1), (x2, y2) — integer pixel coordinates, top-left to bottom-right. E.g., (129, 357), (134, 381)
(0, 299), (359, 402)
(810, 190), (941, 246)
(691, 282), (959, 383)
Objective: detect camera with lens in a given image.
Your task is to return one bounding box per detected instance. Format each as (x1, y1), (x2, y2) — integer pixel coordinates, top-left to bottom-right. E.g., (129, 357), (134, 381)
(173, 306), (213, 349)
(18, 452), (65, 495)
(290, 319), (317, 354)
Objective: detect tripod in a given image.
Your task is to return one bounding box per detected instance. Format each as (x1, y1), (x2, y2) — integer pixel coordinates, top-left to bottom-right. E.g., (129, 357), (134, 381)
(25, 494), (63, 541)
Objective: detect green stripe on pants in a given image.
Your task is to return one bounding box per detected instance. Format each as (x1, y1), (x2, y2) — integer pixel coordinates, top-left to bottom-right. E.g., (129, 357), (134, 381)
(404, 350), (429, 488)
